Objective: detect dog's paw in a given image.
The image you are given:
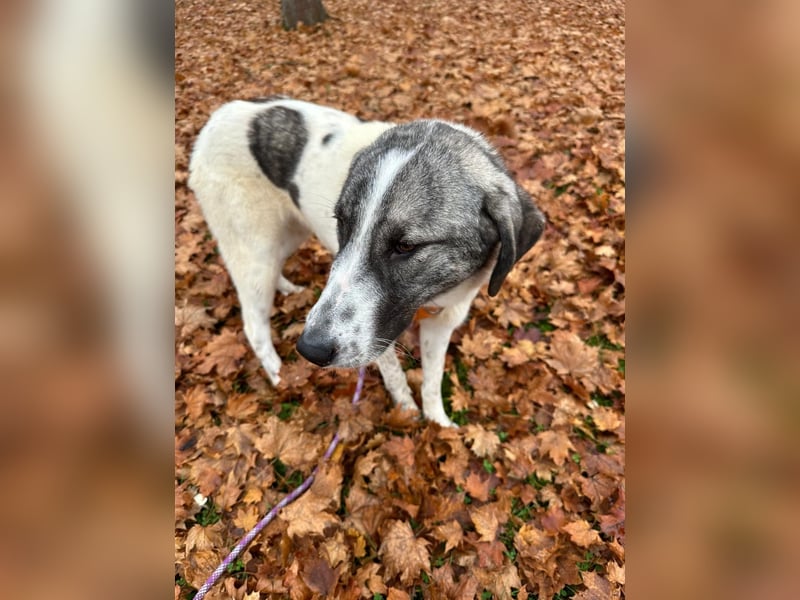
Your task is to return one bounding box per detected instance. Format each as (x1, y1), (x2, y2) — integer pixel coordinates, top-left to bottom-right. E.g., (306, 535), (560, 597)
(277, 275), (305, 295)
(426, 411), (457, 428)
(257, 350), (283, 387)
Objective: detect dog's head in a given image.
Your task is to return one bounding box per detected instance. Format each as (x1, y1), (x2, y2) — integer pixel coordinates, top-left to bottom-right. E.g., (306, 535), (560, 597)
(297, 120), (545, 368)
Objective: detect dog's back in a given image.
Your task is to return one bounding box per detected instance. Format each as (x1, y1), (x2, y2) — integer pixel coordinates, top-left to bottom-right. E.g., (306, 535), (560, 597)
(190, 99), (392, 252)
(188, 98), (393, 386)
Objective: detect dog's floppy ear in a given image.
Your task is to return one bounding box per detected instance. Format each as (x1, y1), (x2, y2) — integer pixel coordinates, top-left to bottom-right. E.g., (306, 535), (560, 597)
(485, 183), (546, 296)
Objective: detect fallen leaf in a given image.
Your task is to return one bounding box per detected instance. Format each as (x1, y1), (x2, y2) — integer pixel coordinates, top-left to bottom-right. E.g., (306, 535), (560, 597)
(562, 519), (602, 548)
(471, 503), (504, 542)
(464, 424), (500, 458)
(433, 520), (463, 554)
(379, 520), (430, 585)
(574, 570), (612, 600)
(537, 429), (575, 466)
(544, 330), (599, 379)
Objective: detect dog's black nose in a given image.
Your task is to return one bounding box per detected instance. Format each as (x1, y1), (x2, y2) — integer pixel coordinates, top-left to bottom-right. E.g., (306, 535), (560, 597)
(296, 330), (337, 367)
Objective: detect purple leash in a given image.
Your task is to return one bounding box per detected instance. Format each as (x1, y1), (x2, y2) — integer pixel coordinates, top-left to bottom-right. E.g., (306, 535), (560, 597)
(193, 367), (367, 599)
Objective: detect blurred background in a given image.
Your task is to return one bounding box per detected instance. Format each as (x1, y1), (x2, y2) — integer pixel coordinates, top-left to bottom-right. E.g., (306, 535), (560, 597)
(0, 0), (797, 597)
(628, 0), (800, 597)
(0, 0), (173, 597)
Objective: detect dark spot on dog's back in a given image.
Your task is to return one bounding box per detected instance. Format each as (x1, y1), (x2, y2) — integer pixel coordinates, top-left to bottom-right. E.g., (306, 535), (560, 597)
(248, 106), (307, 207)
(322, 133), (334, 145)
(340, 306), (354, 322)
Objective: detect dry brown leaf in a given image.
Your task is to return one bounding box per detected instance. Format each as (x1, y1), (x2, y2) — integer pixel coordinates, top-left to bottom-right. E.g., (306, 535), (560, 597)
(562, 519), (602, 548)
(500, 339), (538, 367)
(196, 329), (249, 377)
(175, 302), (216, 337)
(183, 386), (209, 421)
(537, 429), (576, 466)
(464, 424), (500, 458)
(464, 470), (491, 502)
(433, 520), (463, 554)
(379, 520), (430, 585)
(279, 489), (338, 539)
(592, 405), (622, 431)
(574, 571), (613, 600)
(254, 416), (324, 470)
(470, 503), (504, 543)
(383, 435), (416, 468)
(544, 330), (599, 379)
(387, 588), (411, 600)
(606, 560), (625, 585)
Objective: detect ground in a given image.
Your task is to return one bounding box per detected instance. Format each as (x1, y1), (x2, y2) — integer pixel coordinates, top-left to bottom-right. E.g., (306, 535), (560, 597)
(175, 0), (625, 598)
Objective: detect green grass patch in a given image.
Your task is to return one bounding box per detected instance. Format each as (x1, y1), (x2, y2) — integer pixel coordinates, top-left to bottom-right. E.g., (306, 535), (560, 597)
(577, 550), (603, 572)
(277, 400), (299, 420)
(195, 499), (221, 526)
(525, 472), (550, 490)
(590, 391), (615, 407)
(586, 333), (623, 352)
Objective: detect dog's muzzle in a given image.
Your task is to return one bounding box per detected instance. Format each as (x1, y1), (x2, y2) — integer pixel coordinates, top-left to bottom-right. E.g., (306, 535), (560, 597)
(296, 329), (337, 367)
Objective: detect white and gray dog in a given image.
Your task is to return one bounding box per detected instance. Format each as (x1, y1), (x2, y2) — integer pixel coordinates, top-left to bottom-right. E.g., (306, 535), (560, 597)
(189, 98), (545, 426)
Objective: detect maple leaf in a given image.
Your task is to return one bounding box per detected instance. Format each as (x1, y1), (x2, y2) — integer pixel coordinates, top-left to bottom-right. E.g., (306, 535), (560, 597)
(537, 429), (575, 466)
(224, 392), (260, 420)
(321, 530), (350, 568)
(562, 520), (602, 548)
(500, 338), (539, 367)
(574, 571), (613, 600)
(379, 520), (430, 585)
(475, 563), (522, 600)
(606, 560), (625, 586)
(591, 405), (622, 431)
(459, 330), (503, 361)
(514, 523), (557, 563)
(301, 557), (337, 596)
(356, 563), (387, 596)
(232, 504), (259, 532)
(196, 328), (249, 377)
(184, 523), (223, 555)
(470, 502), (505, 542)
(175, 301), (216, 337)
(578, 474), (617, 510)
(544, 330), (599, 379)
(279, 488), (338, 539)
(540, 505), (567, 533)
(183, 385), (209, 421)
(433, 520), (463, 554)
(383, 435), (416, 468)
(464, 423), (500, 458)
(254, 416), (324, 470)
(493, 298), (532, 328)
(387, 589), (411, 600)
(464, 470), (491, 502)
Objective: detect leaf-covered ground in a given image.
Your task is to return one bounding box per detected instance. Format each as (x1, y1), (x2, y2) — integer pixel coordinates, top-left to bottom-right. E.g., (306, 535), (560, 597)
(175, 1), (625, 598)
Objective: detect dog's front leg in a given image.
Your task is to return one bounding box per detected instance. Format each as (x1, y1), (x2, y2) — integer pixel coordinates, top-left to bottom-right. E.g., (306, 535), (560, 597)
(375, 344), (417, 413)
(419, 299), (473, 427)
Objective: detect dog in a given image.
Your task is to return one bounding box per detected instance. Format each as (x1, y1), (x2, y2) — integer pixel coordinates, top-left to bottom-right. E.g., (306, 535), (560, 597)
(189, 98), (545, 426)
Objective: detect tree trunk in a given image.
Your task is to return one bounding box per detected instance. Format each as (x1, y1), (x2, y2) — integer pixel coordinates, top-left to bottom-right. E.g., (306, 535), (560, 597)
(281, 0), (329, 30)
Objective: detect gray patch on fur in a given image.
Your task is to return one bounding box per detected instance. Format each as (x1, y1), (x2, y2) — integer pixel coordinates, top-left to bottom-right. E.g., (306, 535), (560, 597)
(322, 133), (334, 145)
(248, 106), (308, 207)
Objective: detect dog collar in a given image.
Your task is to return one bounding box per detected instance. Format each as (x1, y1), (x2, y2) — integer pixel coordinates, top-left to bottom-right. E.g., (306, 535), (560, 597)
(414, 305), (443, 321)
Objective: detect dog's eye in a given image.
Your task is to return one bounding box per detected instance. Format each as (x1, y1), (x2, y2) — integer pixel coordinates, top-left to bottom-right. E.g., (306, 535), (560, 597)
(393, 241), (417, 255)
